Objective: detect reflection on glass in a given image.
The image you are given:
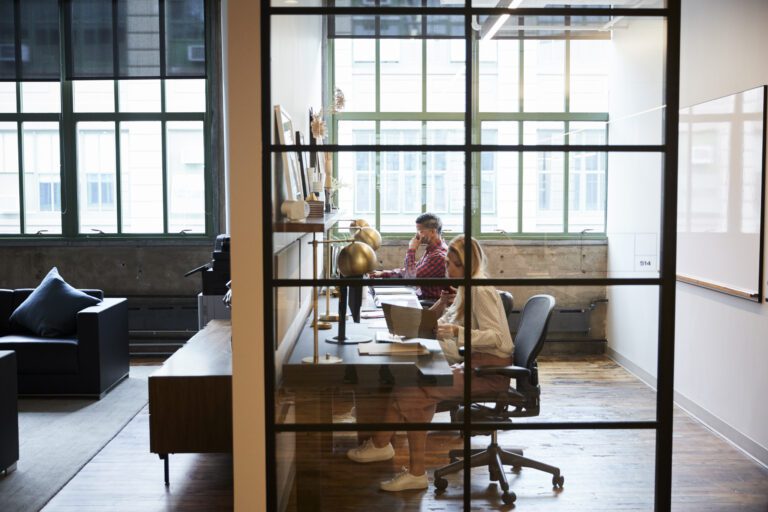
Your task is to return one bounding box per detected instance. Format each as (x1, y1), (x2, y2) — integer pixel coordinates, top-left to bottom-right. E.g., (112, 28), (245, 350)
(77, 122), (117, 234)
(568, 123), (607, 233)
(381, 39), (421, 112)
(337, 121), (375, 218)
(22, 122), (61, 234)
(426, 39), (465, 113)
(523, 40), (565, 112)
(0, 122), (20, 233)
(479, 122), (519, 234)
(380, 122), (421, 232)
(426, 123), (464, 232)
(479, 39), (519, 113)
(569, 40), (610, 112)
(166, 121), (205, 233)
(121, 122), (164, 233)
(74, 81), (115, 113)
(334, 39), (375, 113)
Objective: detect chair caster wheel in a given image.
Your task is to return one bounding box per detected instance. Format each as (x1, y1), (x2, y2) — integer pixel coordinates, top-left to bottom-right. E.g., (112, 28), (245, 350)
(502, 491), (516, 505)
(511, 465), (522, 473)
(552, 474), (564, 488)
(434, 477), (448, 491)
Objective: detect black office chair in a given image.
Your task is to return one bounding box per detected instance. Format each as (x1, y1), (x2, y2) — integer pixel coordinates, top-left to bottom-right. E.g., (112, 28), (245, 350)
(433, 294), (563, 506)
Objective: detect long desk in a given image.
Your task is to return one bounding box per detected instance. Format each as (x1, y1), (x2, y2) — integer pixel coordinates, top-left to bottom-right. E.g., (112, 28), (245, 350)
(281, 295), (452, 510)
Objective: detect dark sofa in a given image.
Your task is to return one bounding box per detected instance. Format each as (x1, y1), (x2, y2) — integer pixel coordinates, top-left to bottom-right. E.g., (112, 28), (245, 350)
(0, 289), (129, 397)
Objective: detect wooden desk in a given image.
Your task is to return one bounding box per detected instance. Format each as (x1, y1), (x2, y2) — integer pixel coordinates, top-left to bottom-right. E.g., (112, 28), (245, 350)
(281, 309), (452, 510)
(148, 319), (232, 485)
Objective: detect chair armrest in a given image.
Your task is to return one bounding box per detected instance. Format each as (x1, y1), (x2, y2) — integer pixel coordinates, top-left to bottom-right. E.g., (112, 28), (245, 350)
(76, 298), (129, 395)
(474, 365), (531, 379)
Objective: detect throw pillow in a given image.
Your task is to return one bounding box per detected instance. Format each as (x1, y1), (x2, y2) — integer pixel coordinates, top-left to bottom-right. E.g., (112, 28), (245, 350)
(9, 267), (101, 337)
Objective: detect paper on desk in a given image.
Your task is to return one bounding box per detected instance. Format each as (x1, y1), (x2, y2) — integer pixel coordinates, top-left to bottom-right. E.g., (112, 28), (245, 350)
(372, 286), (415, 295)
(375, 294), (421, 308)
(358, 342), (429, 356)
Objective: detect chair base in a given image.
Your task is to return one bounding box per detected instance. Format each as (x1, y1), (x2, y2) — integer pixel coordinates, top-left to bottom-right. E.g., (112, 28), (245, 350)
(434, 434), (564, 505)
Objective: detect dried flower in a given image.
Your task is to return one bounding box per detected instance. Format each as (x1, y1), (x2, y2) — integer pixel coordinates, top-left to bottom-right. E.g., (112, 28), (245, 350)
(311, 112), (326, 140)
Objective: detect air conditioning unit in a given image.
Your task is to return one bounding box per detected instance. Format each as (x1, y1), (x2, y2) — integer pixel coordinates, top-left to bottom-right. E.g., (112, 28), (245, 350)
(0, 44), (30, 62)
(187, 44), (205, 62)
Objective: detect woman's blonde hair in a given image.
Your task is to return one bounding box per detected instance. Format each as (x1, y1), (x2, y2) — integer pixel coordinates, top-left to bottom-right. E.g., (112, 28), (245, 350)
(443, 235), (487, 323)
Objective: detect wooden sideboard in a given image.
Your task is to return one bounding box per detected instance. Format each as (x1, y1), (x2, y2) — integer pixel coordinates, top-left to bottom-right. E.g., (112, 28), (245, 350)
(148, 319), (232, 485)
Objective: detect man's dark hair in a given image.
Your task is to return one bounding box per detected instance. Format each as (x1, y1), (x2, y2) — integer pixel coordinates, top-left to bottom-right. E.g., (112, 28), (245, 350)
(415, 212), (442, 234)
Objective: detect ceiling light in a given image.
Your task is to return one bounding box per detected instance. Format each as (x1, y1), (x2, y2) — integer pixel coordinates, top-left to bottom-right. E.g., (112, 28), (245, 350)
(481, 0), (523, 41)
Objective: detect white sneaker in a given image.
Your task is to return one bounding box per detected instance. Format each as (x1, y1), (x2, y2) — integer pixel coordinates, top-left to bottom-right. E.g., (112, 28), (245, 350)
(346, 439), (395, 463)
(380, 467), (429, 492)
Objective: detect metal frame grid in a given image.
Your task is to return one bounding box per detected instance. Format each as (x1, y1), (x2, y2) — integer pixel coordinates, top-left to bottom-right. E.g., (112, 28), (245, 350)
(262, 2), (680, 511)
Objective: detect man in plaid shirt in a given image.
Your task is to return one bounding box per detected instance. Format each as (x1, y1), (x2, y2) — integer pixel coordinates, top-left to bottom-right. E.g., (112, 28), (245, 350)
(371, 213), (448, 303)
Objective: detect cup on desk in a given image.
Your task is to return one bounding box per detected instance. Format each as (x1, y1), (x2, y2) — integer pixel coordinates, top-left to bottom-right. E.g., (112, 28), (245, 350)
(281, 199), (310, 221)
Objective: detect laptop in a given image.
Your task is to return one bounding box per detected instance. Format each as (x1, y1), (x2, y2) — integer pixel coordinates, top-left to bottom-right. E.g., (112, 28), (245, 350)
(380, 302), (438, 340)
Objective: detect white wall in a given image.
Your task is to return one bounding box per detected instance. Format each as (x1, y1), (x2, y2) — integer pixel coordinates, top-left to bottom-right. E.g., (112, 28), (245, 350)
(605, 18), (665, 377)
(675, 0), (768, 465)
(607, 0), (768, 467)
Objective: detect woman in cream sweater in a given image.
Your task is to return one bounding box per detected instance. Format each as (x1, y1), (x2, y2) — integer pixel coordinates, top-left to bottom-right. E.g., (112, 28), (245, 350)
(347, 235), (514, 492)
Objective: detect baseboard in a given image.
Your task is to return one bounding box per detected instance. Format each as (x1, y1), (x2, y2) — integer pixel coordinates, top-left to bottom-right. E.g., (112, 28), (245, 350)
(606, 347), (768, 469)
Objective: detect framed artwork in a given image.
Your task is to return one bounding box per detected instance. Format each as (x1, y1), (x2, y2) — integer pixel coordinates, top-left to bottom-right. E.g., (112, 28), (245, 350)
(274, 105), (303, 201)
(295, 131), (310, 199)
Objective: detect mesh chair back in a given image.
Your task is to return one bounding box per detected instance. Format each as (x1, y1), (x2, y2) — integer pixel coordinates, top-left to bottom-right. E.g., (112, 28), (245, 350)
(498, 291), (514, 334)
(512, 294), (556, 370)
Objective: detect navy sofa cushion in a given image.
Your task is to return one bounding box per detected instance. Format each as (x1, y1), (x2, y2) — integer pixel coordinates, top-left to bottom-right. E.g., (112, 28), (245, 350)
(8, 267), (101, 337)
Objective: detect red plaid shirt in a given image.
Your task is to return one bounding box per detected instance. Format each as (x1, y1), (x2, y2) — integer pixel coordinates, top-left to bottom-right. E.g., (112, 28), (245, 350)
(379, 239), (448, 299)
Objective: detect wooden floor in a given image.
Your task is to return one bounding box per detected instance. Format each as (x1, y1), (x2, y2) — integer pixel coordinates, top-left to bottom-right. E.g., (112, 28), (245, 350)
(42, 356), (767, 511)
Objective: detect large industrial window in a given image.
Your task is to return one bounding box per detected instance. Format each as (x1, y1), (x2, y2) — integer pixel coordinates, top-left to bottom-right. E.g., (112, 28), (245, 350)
(0, 0), (212, 238)
(332, 21), (610, 236)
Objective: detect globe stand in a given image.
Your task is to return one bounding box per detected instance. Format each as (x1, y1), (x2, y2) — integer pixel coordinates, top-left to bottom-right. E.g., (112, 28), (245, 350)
(327, 284), (372, 344)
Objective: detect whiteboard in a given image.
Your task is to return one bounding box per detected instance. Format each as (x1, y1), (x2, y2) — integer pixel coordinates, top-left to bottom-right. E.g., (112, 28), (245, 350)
(677, 85), (767, 301)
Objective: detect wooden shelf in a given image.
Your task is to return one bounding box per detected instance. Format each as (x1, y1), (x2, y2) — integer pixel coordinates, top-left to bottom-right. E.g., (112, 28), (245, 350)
(273, 210), (342, 233)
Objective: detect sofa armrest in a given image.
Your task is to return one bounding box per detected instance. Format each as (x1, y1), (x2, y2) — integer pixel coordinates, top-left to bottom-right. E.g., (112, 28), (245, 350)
(76, 298), (130, 395)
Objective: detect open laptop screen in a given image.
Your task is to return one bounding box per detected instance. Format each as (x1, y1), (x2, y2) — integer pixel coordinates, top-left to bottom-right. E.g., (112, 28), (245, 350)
(381, 303), (438, 339)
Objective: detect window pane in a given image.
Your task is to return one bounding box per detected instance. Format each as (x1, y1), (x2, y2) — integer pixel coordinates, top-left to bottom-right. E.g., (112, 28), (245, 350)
(523, 40), (565, 112)
(570, 40), (610, 112)
(22, 122), (61, 234)
(479, 39), (519, 113)
(523, 151), (564, 232)
(0, 122), (20, 233)
(165, 79), (205, 112)
(334, 39), (375, 112)
(21, 82), (60, 113)
(73, 80), (115, 113)
(164, 0), (205, 77)
(426, 123), (464, 232)
(569, 123), (607, 232)
(77, 122), (117, 234)
(381, 39), (421, 112)
(480, 122), (519, 234)
(120, 122), (163, 233)
(380, 122), (421, 232)
(426, 39), (465, 113)
(119, 80), (161, 112)
(524, 121), (566, 145)
(0, 83), (15, 113)
(167, 121), (205, 233)
(337, 121), (375, 218)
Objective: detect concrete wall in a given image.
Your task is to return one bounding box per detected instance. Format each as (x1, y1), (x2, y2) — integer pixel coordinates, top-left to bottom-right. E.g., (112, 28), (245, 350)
(0, 244), (210, 297)
(377, 240), (608, 339)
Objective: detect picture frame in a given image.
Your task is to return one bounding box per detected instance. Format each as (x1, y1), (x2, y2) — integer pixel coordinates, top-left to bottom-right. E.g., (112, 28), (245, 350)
(274, 105), (303, 201)
(295, 131), (310, 199)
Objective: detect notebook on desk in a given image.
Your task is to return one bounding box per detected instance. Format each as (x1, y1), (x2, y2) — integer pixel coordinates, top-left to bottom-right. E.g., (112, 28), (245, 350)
(381, 302), (438, 340)
(358, 342), (429, 356)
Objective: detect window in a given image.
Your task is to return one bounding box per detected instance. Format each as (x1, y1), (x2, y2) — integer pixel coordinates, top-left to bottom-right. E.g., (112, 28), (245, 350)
(332, 23), (609, 236)
(0, 0), (211, 238)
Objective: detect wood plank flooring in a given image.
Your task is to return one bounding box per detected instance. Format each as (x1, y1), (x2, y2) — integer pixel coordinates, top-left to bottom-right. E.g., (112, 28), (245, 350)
(41, 356), (767, 511)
